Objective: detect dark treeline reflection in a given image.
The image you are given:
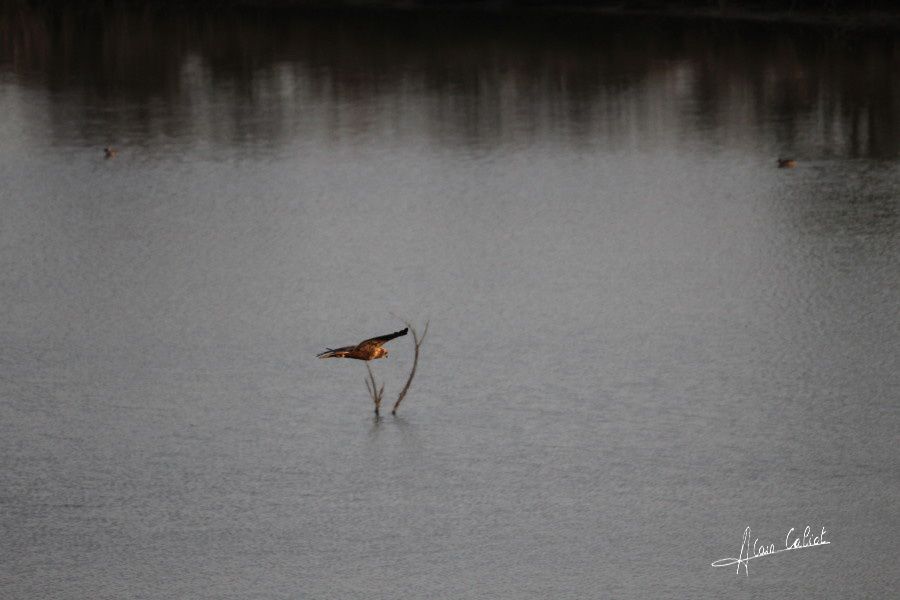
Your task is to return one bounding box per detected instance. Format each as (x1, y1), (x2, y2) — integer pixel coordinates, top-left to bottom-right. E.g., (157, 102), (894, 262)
(1, 5), (899, 157)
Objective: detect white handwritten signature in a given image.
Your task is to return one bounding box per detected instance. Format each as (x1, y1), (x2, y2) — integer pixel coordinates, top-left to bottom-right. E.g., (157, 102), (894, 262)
(711, 526), (830, 575)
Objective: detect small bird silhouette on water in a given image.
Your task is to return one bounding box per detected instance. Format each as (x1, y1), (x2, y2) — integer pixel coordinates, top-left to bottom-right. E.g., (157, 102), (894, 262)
(104, 147), (118, 159)
(777, 158), (797, 168)
(317, 328), (408, 361)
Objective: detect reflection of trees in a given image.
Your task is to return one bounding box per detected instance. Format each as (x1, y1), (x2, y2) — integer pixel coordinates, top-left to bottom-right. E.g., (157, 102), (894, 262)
(0, 5), (898, 157)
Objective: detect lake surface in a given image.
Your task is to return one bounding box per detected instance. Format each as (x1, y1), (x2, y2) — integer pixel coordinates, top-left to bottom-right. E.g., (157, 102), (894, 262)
(1, 6), (898, 599)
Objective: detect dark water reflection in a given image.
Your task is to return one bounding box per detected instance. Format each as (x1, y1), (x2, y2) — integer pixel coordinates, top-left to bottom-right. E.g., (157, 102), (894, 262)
(2, 6), (899, 158)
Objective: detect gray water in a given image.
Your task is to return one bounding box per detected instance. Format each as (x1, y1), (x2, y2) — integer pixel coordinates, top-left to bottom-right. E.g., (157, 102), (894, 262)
(1, 7), (898, 599)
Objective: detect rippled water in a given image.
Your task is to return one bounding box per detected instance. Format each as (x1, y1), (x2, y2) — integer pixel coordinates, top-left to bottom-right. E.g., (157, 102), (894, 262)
(1, 6), (898, 599)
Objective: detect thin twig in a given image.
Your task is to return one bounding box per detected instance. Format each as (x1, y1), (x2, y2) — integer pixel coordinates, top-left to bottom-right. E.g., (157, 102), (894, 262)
(392, 320), (428, 416)
(365, 362), (383, 416)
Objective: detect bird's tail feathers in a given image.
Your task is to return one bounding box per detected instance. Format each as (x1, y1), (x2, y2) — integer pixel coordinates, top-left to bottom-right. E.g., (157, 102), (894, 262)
(317, 347), (346, 359)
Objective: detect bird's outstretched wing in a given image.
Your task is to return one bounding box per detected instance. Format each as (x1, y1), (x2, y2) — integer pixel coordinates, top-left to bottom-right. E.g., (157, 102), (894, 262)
(354, 328), (408, 352)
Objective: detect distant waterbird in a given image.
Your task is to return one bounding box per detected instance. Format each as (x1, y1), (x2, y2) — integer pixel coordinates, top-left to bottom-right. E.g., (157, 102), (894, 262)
(777, 158), (797, 168)
(317, 328), (408, 361)
(104, 147), (118, 159)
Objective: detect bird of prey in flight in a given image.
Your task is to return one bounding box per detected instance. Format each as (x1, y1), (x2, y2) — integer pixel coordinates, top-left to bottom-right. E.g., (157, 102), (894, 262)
(317, 328), (408, 361)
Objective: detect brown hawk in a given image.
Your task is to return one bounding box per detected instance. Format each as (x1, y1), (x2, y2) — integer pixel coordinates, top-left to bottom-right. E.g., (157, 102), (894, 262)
(317, 328), (408, 361)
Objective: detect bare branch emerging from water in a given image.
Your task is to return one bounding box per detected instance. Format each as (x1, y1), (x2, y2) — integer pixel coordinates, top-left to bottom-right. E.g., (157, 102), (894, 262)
(392, 320), (428, 416)
(365, 362), (384, 416)
(362, 319), (428, 417)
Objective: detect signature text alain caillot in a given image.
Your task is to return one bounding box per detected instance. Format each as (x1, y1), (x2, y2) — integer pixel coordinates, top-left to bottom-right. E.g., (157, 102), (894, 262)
(711, 525), (831, 575)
